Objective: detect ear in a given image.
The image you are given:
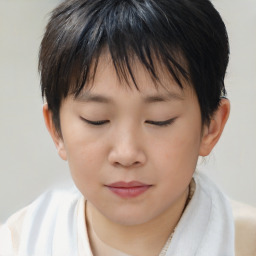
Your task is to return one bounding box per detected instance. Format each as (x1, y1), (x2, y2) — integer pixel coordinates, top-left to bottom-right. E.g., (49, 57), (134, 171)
(199, 98), (230, 156)
(43, 103), (67, 161)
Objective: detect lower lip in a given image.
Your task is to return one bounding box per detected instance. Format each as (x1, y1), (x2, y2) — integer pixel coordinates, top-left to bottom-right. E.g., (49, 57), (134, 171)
(107, 186), (151, 198)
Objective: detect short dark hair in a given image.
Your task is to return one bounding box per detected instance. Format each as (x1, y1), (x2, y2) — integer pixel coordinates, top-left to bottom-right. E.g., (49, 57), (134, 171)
(39, 0), (229, 134)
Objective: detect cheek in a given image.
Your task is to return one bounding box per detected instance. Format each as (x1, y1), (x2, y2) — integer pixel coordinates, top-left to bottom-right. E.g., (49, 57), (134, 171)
(63, 134), (107, 183)
(152, 134), (200, 203)
(152, 125), (202, 179)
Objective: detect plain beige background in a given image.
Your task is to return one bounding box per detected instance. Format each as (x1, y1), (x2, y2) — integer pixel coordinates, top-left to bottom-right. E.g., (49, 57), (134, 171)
(0, 0), (256, 222)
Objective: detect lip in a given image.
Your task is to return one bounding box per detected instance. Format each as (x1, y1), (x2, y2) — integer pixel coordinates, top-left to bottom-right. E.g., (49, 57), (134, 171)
(106, 181), (152, 198)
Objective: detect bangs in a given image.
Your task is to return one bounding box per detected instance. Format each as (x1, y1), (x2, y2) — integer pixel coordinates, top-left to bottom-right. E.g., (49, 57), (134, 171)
(39, 0), (189, 101)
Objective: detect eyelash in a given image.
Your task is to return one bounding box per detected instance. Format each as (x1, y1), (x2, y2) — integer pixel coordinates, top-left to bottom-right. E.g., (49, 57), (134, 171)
(80, 117), (177, 127)
(80, 117), (109, 126)
(145, 117), (177, 127)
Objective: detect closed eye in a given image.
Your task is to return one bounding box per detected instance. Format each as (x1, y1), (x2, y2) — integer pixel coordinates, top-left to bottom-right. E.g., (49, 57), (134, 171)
(80, 117), (177, 127)
(145, 117), (177, 127)
(80, 117), (109, 126)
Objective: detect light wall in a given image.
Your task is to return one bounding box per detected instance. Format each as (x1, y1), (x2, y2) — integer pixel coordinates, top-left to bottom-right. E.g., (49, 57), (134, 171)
(0, 0), (255, 222)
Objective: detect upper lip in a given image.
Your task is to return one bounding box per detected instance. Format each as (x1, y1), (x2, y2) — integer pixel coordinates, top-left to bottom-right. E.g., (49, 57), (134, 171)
(106, 181), (150, 188)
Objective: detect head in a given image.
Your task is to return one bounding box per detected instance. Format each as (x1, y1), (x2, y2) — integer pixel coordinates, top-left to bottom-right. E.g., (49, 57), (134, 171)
(40, 0), (230, 225)
(39, 0), (229, 133)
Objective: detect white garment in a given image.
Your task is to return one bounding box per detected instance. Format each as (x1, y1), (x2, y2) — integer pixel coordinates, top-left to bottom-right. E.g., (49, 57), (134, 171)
(166, 172), (235, 256)
(0, 187), (81, 256)
(0, 172), (235, 256)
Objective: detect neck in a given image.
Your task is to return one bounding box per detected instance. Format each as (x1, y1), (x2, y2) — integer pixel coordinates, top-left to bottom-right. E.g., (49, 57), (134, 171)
(86, 188), (189, 256)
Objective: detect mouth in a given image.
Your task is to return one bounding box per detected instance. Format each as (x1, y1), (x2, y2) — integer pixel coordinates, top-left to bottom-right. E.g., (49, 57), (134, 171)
(105, 181), (152, 198)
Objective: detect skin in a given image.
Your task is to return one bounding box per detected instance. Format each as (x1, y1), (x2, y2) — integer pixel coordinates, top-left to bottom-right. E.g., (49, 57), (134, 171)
(43, 54), (230, 256)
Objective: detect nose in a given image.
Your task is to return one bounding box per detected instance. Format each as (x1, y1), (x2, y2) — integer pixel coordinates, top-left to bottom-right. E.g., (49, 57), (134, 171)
(108, 128), (146, 168)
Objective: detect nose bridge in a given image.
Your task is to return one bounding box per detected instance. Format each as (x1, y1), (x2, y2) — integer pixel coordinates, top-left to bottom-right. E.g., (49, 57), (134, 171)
(118, 126), (138, 152)
(108, 122), (146, 167)
(115, 122), (140, 155)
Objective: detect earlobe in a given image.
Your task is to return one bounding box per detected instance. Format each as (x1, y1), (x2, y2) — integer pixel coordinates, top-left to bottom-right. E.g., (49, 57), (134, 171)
(199, 98), (230, 156)
(43, 103), (67, 161)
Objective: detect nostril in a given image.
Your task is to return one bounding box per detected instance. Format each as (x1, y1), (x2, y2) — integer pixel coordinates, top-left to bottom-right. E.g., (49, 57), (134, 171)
(108, 147), (146, 168)
(113, 162), (121, 167)
(113, 160), (141, 168)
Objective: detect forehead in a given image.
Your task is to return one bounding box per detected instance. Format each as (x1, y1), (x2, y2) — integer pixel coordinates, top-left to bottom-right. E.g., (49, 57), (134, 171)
(75, 51), (192, 101)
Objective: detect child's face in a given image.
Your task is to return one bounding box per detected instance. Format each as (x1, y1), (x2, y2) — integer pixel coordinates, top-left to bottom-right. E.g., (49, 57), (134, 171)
(56, 54), (205, 226)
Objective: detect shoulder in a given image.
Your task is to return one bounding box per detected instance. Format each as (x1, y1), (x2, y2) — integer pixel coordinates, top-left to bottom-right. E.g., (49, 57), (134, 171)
(0, 206), (29, 255)
(0, 186), (81, 255)
(231, 200), (256, 256)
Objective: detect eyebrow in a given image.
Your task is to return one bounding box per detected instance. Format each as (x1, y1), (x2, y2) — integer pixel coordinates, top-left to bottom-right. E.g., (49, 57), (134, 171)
(75, 91), (184, 104)
(143, 92), (184, 103)
(75, 93), (112, 103)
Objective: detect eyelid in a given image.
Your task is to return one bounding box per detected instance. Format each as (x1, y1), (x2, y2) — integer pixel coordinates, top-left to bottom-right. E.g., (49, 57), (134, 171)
(80, 117), (109, 126)
(145, 117), (177, 126)
(80, 117), (177, 127)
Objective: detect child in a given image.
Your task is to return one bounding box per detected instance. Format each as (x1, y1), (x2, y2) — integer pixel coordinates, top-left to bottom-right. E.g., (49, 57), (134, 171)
(0, 0), (255, 255)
